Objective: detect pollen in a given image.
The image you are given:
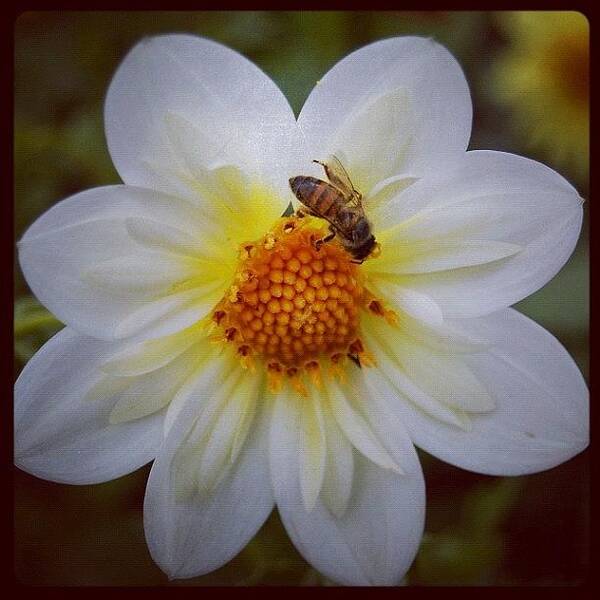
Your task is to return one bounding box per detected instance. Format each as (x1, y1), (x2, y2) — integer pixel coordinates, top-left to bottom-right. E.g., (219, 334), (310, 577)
(212, 217), (390, 393)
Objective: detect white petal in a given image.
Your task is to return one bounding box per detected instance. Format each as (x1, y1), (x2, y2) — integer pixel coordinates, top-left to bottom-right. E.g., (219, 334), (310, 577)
(196, 376), (259, 496)
(163, 368), (209, 436)
(113, 287), (221, 342)
(364, 326), (472, 431)
(100, 324), (203, 377)
(143, 356), (272, 580)
(298, 36), (472, 194)
(125, 217), (204, 258)
(367, 308), (589, 476)
(364, 313), (494, 413)
(372, 151), (584, 318)
(327, 378), (401, 473)
(390, 310), (490, 356)
(107, 342), (206, 425)
(397, 344), (494, 413)
(18, 185), (232, 341)
(368, 281), (444, 328)
(105, 34), (305, 204)
(82, 253), (202, 299)
(14, 328), (166, 484)
(299, 392), (326, 512)
(371, 239), (522, 275)
(368, 173), (418, 201)
(270, 389), (425, 586)
(320, 404), (354, 519)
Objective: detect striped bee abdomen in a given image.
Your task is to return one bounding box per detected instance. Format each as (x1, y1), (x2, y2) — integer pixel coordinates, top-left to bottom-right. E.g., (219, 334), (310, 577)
(289, 176), (318, 204)
(289, 176), (338, 217)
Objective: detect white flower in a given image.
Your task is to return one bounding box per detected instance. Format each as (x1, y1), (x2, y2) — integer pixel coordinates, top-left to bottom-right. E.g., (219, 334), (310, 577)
(15, 35), (588, 585)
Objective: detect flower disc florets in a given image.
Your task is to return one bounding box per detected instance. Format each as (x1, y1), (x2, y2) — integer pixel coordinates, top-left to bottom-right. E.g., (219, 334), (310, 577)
(211, 216), (384, 394)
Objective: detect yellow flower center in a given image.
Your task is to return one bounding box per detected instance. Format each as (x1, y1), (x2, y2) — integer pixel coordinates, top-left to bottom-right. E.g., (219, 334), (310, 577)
(210, 216), (391, 395)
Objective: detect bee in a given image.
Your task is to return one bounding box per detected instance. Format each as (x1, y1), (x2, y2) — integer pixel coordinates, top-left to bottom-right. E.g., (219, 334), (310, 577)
(289, 156), (376, 263)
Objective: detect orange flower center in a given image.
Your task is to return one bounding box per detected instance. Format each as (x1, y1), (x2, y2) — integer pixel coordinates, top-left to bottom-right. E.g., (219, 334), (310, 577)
(211, 216), (392, 394)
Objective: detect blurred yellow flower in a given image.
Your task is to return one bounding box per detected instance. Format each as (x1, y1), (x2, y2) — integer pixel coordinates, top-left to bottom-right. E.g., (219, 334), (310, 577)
(492, 11), (589, 179)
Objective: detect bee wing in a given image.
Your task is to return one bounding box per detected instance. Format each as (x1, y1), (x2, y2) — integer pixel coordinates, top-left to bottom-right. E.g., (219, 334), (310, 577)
(314, 155), (363, 208)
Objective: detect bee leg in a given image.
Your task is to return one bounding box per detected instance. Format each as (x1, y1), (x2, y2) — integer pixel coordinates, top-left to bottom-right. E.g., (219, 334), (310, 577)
(350, 258), (365, 264)
(295, 207), (319, 219)
(312, 159), (335, 184)
(314, 229), (336, 252)
(348, 354), (362, 368)
(312, 159), (327, 176)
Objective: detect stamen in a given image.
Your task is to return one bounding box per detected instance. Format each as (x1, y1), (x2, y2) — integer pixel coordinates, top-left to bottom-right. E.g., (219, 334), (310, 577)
(212, 216), (388, 393)
(305, 360), (322, 389)
(267, 361), (284, 394)
(238, 345), (254, 371)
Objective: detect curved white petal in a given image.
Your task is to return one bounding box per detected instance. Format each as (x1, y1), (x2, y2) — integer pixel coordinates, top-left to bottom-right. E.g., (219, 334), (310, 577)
(18, 185), (233, 341)
(373, 240), (523, 276)
(100, 323), (203, 377)
(363, 312), (494, 414)
(320, 404), (354, 519)
(366, 308), (588, 476)
(299, 392), (326, 512)
(106, 342), (208, 425)
(369, 151), (584, 318)
(105, 34), (305, 204)
(327, 378), (402, 473)
(82, 253), (202, 298)
(368, 280), (444, 329)
(270, 388), (425, 586)
(389, 310), (490, 356)
(14, 328), (169, 484)
(298, 36), (472, 194)
(144, 354), (272, 580)
(365, 338), (472, 431)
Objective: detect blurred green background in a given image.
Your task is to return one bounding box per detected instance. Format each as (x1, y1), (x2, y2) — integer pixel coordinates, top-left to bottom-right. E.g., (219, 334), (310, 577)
(14, 11), (589, 586)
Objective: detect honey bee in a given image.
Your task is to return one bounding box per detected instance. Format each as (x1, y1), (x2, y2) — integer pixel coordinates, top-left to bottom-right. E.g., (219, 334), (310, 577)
(289, 156), (376, 263)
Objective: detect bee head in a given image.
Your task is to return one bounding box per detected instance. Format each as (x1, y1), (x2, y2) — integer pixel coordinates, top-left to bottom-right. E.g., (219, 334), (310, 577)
(352, 219), (372, 244)
(350, 235), (376, 261)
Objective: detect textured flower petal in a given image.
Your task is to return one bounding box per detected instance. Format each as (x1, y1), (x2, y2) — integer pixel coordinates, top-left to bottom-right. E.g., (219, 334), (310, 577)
(328, 378), (402, 473)
(14, 328), (168, 484)
(320, 404), (354, 518)
(391, 310), (490, 356)
(144, 354), (272, 580)
(125, 217), (204, 258)
(371, 240), (522, 276)
(107, 342), (208, 425)
(100, 324), (203, 377)
(299, 392), (327, 512)
(105, 34), (305, 204)
(366, 308), (588, 476)
(369, 151), (583, 318)
(363, 312), (494, 413)
(270, 388), (425, 586)
(298, 36), (472, 194)
(195, 379), (259, 496)
(18, 185), (232, 341)
(363, 324), (472, 430)
(368, 281), (444, 328)
(82, 253), (202, 298)
(394, 343), (494, 413)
